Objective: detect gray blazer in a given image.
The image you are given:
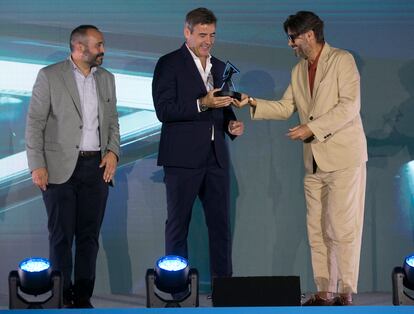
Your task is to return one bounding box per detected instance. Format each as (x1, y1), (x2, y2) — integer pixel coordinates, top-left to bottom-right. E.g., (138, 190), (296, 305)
(25, 59), (120, 184)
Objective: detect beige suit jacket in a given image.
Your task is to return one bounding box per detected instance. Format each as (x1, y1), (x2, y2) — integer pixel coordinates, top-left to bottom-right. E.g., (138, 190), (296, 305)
(252, 43), (367, 173)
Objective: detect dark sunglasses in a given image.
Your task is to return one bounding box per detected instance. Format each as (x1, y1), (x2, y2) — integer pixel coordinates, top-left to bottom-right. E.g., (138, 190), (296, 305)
(287, 33), (301, 43)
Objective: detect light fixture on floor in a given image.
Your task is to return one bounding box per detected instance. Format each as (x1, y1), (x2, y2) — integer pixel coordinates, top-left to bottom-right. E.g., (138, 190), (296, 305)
(392, 254), (414, 305)
(9, 257), (62, 309)
(146, 255), (199, 307)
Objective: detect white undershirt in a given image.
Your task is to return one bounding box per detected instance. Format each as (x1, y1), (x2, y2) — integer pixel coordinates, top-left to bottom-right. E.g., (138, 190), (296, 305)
(186, 45), (214, 140)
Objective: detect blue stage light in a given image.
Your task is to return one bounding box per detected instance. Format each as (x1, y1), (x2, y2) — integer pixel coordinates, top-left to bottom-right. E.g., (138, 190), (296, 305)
(17, 257), (52, 295)
(9, 257), (63, 309)
(155, 255), (190, 294)
(146, 255), (199, 307)
(406, 255), (414, 268)
(157, 255), (188, 272)
(19, 258), (50, 273)
(403, 254), (414, 290)
(393, 253), (414, 305)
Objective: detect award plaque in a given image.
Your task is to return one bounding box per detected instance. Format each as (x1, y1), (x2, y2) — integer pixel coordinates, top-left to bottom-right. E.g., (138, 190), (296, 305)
(214, 61), (242, 101)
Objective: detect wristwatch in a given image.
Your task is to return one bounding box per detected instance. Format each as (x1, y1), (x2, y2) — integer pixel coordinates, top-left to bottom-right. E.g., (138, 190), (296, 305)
(199, 98), (209, 112)
(248, 96), (256, 106)
(200, 104), (209, 112)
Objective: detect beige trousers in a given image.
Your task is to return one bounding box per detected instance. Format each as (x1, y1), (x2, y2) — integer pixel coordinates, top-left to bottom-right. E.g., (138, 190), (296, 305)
(304, 163), (366, 294)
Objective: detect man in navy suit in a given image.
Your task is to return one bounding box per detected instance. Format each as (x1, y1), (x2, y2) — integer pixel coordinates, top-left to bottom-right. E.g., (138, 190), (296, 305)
(152, 7), (244, 279)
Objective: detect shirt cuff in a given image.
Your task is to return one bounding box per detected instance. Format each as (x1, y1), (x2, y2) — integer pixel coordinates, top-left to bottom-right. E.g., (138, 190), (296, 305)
(197, 99), (201, 112)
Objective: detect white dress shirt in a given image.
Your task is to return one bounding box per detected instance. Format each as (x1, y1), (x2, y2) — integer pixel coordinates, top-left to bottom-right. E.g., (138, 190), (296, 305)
(70, 57), (100, 151)
(186, 45), (215, 140)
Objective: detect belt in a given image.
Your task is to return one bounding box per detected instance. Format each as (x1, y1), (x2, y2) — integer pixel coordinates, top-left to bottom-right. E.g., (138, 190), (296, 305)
(79, 151), (100, 158)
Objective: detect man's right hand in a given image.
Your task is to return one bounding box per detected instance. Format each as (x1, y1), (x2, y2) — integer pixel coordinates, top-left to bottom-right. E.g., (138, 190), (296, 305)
(232, 93), (256, 108)
(32, 167), (48, 191)
(200, 88), (233, 109)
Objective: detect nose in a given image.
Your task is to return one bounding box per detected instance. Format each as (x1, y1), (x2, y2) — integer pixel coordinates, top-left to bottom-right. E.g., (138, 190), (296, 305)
(288, 39), (294, 47)
(206, 35), (214, 45)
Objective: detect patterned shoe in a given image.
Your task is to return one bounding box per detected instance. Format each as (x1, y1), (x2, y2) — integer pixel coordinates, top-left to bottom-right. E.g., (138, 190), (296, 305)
(335, 295), (353, 306)
(302, 294), (337, 306)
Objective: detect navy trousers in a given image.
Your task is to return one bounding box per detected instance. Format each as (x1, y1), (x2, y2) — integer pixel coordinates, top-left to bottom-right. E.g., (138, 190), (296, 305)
(164, 143), (232, 278)
(42, 154), (108, 300)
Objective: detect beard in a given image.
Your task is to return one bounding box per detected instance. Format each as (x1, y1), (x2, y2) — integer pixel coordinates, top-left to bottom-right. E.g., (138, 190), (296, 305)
(293, 43), (311, 60)
(83, 49), (104, 67)
(295, 48), (307, 59)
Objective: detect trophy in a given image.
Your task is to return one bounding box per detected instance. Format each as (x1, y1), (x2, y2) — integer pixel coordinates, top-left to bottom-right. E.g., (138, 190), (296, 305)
(214, 61), (242, 101)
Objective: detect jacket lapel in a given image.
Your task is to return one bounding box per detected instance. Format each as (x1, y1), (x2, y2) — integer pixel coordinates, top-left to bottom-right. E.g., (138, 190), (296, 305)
(61, 60), (82, 118)
(211, 58), (223, 89)
(312, 43), (330, 100)
(300, 60), (311, 103)
(181, 44), (208, 94)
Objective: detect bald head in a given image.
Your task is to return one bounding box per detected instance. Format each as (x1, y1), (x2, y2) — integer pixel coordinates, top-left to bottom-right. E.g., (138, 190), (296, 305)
(70, 25), (100, 52)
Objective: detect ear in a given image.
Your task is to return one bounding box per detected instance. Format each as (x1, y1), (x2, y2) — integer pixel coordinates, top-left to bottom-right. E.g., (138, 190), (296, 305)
(307, 30), (315, 41)
(184, 26), (191, 40)
(74, 41), (85, 53)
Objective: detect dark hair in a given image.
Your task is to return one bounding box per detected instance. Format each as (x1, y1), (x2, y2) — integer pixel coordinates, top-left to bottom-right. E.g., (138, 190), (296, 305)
(70, 25), (100, 52)
(283, 11), (324, 43)
(185, 7), (217, 32)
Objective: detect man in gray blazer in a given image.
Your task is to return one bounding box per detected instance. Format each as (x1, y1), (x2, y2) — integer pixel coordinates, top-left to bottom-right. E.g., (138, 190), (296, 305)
(25, 25), (120, 308)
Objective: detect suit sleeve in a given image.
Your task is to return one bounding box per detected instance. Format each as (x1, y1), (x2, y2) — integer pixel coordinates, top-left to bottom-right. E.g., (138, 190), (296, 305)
(152, 58), (199, 123)
(25, 69), (50, 171)
(307, 52), (360, 142)
(106, 74), (120, 158)
(250, 84), (297, 120)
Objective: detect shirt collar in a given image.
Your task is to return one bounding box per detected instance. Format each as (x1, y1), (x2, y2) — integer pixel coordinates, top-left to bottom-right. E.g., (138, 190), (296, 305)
(308, 43), (325, 70)
(185, 44), (212, 65)
(69, 55), (97, 75)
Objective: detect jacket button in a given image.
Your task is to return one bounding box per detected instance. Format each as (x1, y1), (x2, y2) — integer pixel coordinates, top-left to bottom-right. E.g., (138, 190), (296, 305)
(309, 116), (314, 120)
(76, 145), (79, 149)
(79, 125), (83, 129)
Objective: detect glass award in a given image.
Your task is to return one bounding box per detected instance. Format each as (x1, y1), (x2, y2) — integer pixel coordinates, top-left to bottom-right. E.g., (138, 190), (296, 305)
(214, 61), (242, 101)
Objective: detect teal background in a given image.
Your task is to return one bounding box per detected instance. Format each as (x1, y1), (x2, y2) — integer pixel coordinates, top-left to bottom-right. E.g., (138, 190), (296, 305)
(0, 0), (414, 297)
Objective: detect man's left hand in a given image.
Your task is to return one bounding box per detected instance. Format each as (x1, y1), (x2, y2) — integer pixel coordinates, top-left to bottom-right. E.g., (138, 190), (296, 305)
(229, 120), (244, 136)
(100, 151), (118, 183)
(287, 124), (313, 141)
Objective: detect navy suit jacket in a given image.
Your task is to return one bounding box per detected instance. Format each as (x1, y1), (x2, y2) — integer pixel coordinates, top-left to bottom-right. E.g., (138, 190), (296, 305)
(152, 44), (237, 169)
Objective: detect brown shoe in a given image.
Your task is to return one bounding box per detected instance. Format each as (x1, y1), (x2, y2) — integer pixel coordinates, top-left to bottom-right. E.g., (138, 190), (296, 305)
(335, 295), (353, 306)
(302, 294), (337, 306)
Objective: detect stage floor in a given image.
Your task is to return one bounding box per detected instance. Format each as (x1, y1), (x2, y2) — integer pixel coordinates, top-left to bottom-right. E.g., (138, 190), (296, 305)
(0, 292), (396, 309)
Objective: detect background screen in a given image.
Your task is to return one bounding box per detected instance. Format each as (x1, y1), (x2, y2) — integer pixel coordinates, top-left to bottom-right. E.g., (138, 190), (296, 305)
(0, 0), (414, 297)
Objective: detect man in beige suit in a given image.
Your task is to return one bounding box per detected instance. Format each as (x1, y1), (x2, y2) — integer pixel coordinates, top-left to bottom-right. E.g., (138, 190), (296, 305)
(234, 11), (367, 306)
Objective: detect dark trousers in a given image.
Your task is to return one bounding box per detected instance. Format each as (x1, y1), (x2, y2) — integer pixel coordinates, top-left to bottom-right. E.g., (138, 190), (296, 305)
(164, 143), (232, 278)
(42, 154), (108, 299)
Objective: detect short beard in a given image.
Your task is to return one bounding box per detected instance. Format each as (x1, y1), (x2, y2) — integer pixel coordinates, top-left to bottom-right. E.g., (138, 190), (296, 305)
(296, 45), (311, 60)
(83, 49), (103, 67)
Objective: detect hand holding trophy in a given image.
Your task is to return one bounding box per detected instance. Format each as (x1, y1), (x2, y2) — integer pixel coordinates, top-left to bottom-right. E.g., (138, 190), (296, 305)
(214, 61), (242, 101)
